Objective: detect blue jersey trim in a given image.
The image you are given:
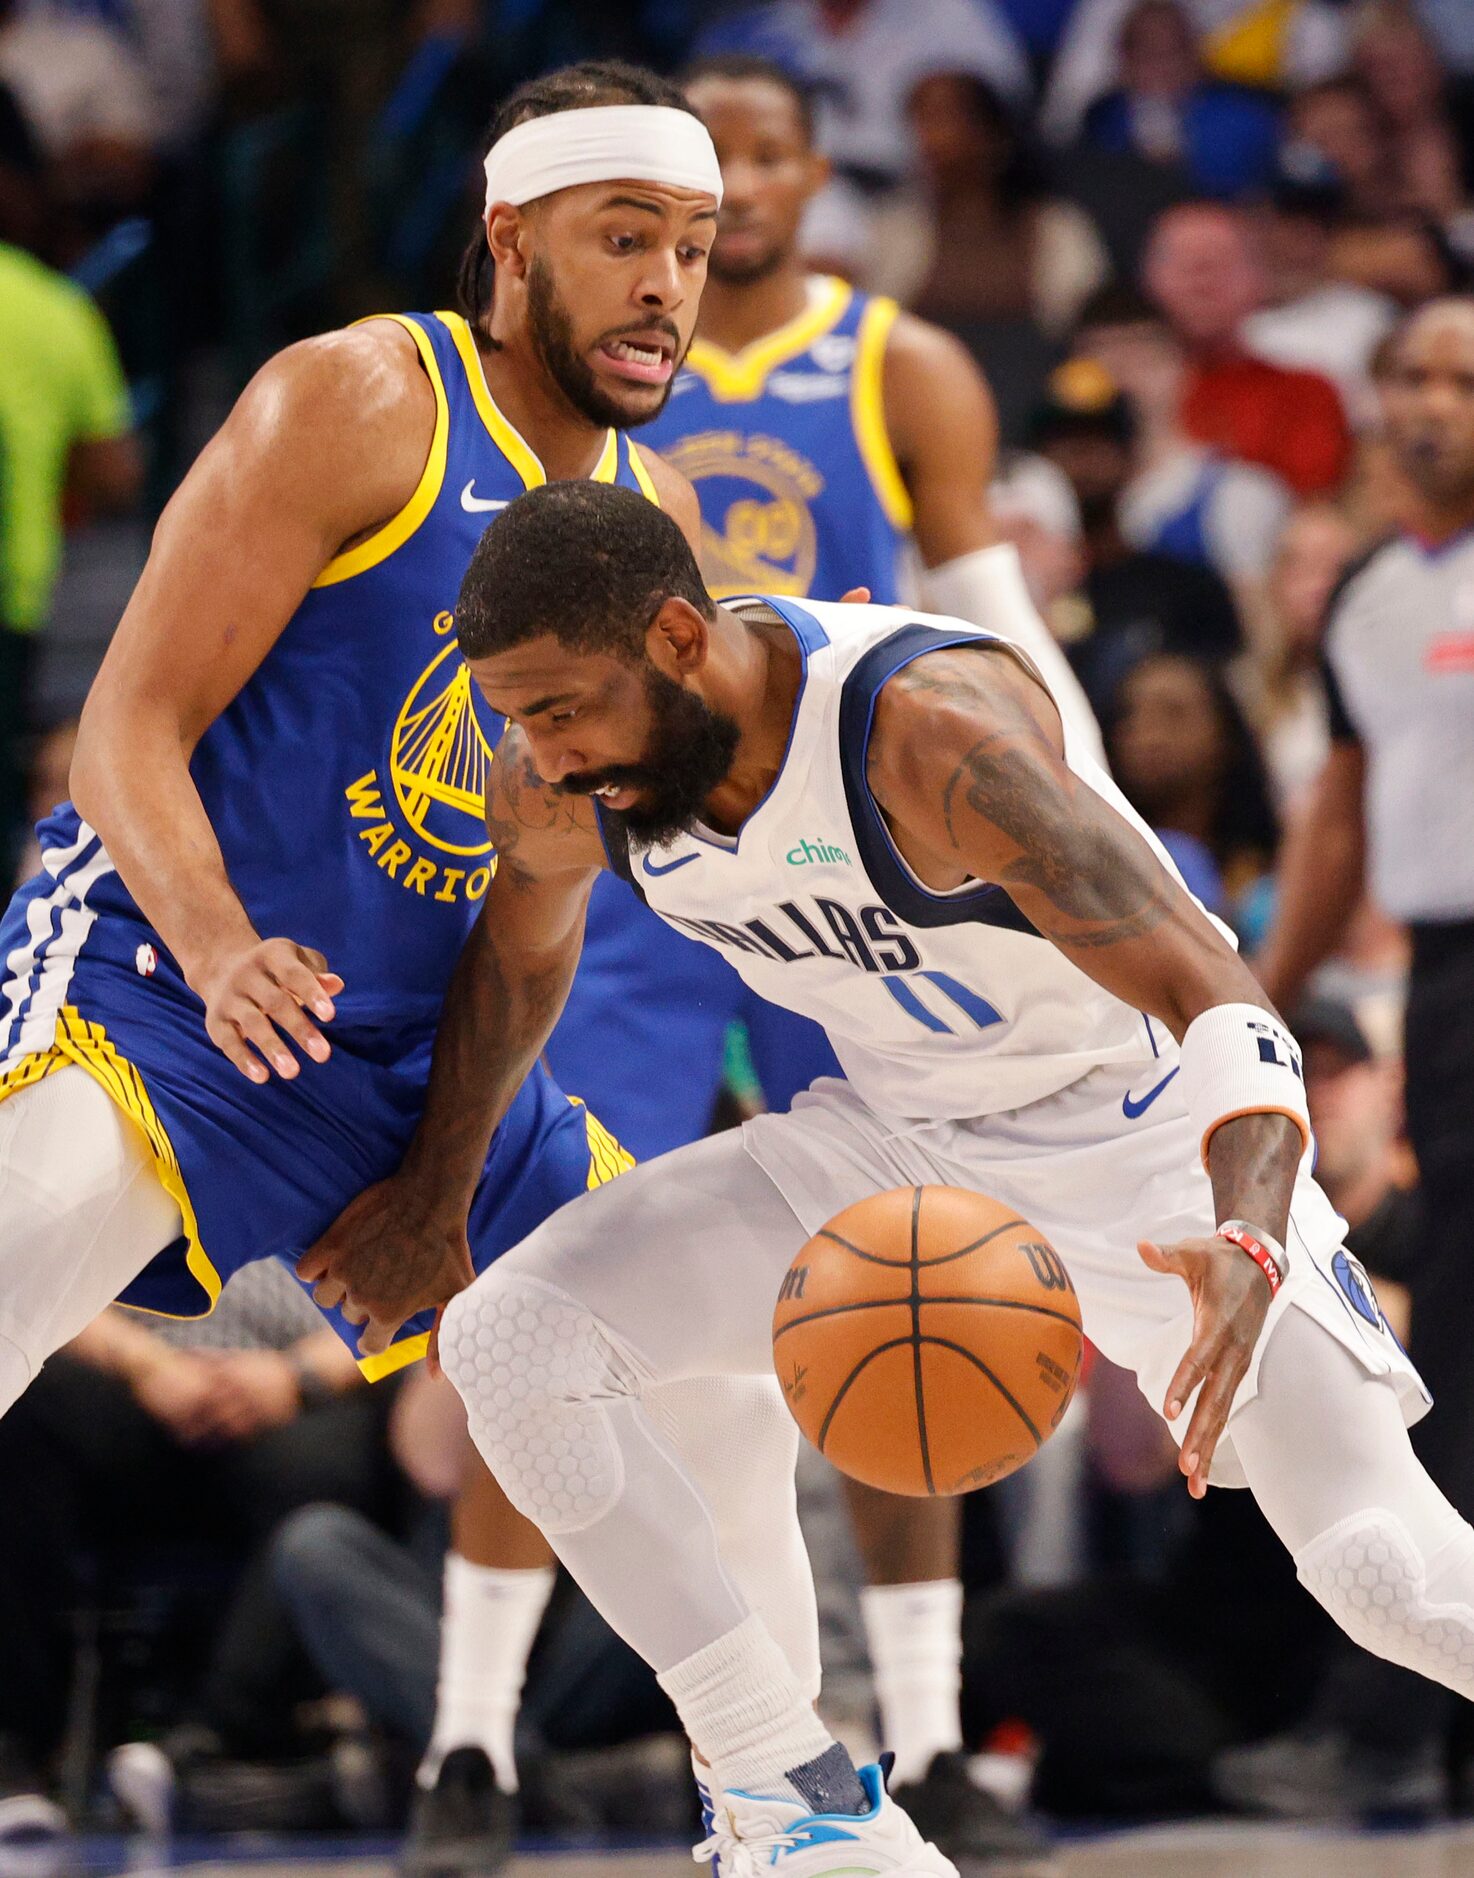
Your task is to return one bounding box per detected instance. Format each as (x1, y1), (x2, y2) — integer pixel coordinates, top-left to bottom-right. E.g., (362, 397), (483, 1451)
(836, 623), (1043, 936)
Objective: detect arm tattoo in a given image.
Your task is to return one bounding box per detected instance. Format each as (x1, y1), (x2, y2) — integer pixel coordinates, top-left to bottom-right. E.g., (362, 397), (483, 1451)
(881, 651), (1174, 954)
(940, 726), (1174, 949)
(484, 733), (593, 889)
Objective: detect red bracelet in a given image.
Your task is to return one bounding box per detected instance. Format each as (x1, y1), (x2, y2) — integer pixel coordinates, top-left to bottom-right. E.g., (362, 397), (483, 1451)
(1216, 1222), (1286, 1297)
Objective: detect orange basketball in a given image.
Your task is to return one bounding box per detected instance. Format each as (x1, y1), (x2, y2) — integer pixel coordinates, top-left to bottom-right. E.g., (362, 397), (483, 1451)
(772, 1185), (1083, 1497)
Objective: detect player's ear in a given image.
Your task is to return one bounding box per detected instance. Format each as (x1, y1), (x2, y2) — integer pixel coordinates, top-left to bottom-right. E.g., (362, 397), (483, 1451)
(805, 149), (831, 198)
(486, 204), (530, 279)
(646, 596), (710, 676)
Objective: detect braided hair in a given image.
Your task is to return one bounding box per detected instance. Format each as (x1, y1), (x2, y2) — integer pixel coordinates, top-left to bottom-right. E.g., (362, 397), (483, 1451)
(457, 60), (702, 330)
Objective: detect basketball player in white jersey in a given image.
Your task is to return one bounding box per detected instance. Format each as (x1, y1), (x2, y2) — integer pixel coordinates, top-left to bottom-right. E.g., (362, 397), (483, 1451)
(307, 478), (1474, 1873)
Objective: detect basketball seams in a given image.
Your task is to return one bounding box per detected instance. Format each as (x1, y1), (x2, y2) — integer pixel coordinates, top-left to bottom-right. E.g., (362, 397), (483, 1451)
(816, 1335), (916, 1455)
(774, 1295), (1083, 1340)
(910, 1185), (935, 1496)
(816, 1217), (1030, 1268)
(922, 1336), (1045, 1451)
(779, 1184), (1083, 1497)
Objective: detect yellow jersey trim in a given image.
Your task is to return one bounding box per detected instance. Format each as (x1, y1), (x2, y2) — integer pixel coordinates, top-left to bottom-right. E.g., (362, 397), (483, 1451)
(851, 297), (913, 533)
(627, 439), (661, 505)
(0, 1008), (222, 1317)
(437, 310), (621, 490)
(685, 276), (852, 404)
(312, 315), (451, 589)
(359, 1332), (432, 1383)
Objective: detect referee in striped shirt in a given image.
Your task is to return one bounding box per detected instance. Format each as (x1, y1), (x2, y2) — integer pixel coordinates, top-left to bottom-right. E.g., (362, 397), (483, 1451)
(1223, 298), (1474, 1816)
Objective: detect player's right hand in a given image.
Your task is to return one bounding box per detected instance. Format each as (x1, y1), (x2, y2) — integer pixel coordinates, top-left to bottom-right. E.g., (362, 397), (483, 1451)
(196, 938), (344, 1082)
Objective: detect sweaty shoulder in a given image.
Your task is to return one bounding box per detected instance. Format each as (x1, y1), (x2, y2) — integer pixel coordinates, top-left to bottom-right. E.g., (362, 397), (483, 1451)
(629, 443), (703, 555)
(485, 724), (607, 884)
(225, 319), (440, 559)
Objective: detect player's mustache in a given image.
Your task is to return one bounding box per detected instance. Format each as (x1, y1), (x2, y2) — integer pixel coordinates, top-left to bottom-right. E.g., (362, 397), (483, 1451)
(557, 764), (661, 797)
(594, 317), (681, 356)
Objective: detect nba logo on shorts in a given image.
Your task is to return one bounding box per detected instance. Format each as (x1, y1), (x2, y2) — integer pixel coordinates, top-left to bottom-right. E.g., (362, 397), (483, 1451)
(135, 943), (157, 977)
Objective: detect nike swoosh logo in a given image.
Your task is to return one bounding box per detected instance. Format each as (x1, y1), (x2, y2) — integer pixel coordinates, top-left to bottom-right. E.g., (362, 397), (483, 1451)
(461, 482), (510, 513)
(1122, 1065), (1180, 1120)
(641, 852), (699, 877)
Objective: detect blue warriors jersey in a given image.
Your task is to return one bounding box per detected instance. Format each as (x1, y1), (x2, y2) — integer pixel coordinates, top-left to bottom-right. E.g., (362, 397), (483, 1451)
(0, 311), (644, 1360)
(641, 276), (911, 606)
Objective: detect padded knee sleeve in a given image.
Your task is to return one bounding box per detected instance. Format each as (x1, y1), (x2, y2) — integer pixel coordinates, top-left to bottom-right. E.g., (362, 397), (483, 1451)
(439, 1269), (642, 1536)
(1296, 1508), (1474, 1699)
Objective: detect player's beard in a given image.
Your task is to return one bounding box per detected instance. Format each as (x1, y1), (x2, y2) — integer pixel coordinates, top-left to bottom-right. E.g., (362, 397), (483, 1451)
(558, 664), (740, 849)
(526, 255), (679, 431)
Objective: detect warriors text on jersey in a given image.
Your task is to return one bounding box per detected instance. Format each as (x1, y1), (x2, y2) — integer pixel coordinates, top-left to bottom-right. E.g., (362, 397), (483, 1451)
(0, 311), (642, 1348)
(599, 597), (1210, 1123)
(641, 276), (910, 605)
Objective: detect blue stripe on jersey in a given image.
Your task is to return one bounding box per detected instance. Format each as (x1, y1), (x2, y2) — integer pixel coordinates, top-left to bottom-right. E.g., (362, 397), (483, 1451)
(832, 621), (1043, 935)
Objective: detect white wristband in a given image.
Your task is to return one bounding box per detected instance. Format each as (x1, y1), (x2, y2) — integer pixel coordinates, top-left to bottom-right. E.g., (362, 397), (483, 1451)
(1180, 1003), (1311, 1171)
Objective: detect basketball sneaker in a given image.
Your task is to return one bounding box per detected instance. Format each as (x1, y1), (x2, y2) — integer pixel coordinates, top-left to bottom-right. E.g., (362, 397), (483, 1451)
(695, 1761), (958, 1875)
(890, 1754), (1056, 1874)
(400, 1746), (515, 1876)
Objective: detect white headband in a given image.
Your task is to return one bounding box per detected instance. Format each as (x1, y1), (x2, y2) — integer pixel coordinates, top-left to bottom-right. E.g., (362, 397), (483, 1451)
(483, 104), (723, 213)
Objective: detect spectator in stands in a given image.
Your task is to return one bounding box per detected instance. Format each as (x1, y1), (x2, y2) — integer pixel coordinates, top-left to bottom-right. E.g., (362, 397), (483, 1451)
(864, 72), (1108, 337)
(1075, 284), (1293, 644)
(0, 241), (139, 874)
(1285, 76), (1402, 224)
(1040, 0), (1349, 148)
(696, 0), (1031, 272)
(1143, 198), (1354, 494)
(0, 0), (162, 235)
(0, 1261), (378, 1835)
(1030, 358), (1242, 716)
(1080, 0), (1282, 199)
(1253, 502), (1358, 812)
(1107, 649), (1279, 925)
(963, 993), (1415, 1820)
(1352, 3), (1474, 250)
(1244, 155), (1398, 426)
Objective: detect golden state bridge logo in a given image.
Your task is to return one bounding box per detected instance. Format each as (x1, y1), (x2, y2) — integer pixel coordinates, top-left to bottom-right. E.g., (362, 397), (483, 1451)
(344, 622), (498, 905)
(660, 430), (822, 598)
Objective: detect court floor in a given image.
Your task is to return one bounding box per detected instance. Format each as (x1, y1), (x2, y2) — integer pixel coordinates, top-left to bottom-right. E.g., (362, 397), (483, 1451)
(27, 1822), (1474, 1877)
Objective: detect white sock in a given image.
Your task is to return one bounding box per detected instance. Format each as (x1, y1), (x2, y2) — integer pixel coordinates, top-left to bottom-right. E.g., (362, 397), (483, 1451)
(660, 1613), (865, 1814)
(419, 1555), (556, 1794)
(860, 1579), (965, 1785)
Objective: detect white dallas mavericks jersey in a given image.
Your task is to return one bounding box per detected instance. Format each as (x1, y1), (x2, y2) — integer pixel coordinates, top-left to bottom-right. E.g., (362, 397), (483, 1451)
(600, 597), (1215, 1123)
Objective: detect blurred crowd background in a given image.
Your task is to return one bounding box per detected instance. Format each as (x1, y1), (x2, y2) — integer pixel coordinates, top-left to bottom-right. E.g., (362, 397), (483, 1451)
(3, 0), (1473, 1849)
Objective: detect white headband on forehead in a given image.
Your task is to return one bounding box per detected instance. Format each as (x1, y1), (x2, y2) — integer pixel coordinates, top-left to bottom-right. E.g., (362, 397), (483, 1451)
(483, 104), (723, 212)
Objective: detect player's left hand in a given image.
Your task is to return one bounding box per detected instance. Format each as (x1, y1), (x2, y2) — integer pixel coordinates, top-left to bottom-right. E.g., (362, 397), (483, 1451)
(1139, 1235), (1273, 1500)
(298, 1177), (475, 1358)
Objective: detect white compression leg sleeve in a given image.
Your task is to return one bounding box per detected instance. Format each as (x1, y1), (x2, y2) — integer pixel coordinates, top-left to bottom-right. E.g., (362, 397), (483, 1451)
(651, 1375), (822, 1704)
(438, 1128), (821, 1680)
(1233, 1309), (1474, 1701)
(0, 1066), (183, 1416)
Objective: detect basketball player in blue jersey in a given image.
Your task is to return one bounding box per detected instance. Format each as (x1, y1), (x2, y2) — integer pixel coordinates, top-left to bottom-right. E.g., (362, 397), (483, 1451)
(0, 61), (718, 1870)
(545, 56), (1093, 1870)
(321, 478), (1474, 1875)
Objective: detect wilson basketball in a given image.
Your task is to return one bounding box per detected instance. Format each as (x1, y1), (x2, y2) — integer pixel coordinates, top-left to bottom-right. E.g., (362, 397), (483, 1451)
(773, 1186), (1083, 1497)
